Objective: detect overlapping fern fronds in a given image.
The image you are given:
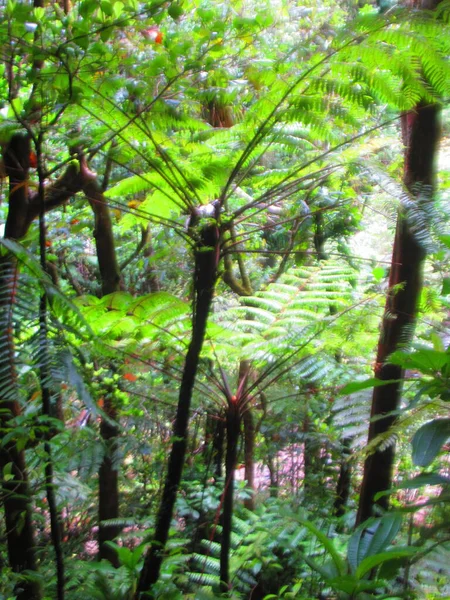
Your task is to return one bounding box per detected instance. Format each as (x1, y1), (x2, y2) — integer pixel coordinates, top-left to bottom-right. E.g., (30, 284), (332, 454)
(217, 261), (357, 366)
(57, 3), (450, 242)
(0, 240), (94, 406)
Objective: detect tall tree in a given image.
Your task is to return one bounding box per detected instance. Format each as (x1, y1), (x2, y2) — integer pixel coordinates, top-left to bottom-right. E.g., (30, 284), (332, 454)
(80, 154), (123, 564)
(356, 1), (442, 525)
(0, 133), (84, 599)
(136, 202), (221, 596)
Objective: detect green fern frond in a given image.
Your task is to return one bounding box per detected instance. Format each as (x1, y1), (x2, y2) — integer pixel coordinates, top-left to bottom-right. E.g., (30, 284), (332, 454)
(332, 391), (371, 447)
(187, 572), (220, 587)
(199, 540), (222, 557)
(190, 553), (221, 575)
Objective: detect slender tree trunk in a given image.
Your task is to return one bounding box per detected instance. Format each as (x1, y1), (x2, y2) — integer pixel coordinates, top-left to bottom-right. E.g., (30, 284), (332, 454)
(97, 395), (121, 565)
(237, 359), (255, 510)
(83, 160), (122, 296)
(334, 437), (352, 519)
(302, 390), (322, 500)
(267, 453), (279, 497)
(206, 413), (224, 479)
(220, 400), (241, 593)
(136, 204), (220, 597)
(0, 134), (86, 596)
(213, 418), (225, 479)
(356, 101), (440, 524)
(81, 160), (122, 564)
(36, 136), (65, 600)
(242, 409), (255, 510)
(0, 134), (42, 600)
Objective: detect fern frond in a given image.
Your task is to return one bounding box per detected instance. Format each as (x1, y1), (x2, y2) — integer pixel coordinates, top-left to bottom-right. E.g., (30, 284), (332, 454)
(190, 553), (220, 575)
(187, 572), (220, 587)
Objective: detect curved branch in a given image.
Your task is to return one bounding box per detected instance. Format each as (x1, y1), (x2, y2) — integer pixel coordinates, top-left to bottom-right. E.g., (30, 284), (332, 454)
(120, 225), (150, 271)
(222, 230), (253, 296)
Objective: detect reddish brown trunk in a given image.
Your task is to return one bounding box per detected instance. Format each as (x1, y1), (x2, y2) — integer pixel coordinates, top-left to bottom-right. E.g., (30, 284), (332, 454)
(81, 160), (122, 564)
(356, 102), (440, 525)
(82, 160), (122, 296)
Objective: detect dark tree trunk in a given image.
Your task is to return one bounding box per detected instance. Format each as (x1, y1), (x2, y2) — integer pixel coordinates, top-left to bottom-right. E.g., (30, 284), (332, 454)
(356, 102), (440, 525)
(220, 401), (241, 593)
(81, 160), (122, 565)
(237, 359), (255, 510)
(206, 413), (224, 479)
(313, 211), (328, 261)
(36, 136), (65, 600)
(0, 136), (95, 596)
(0, 134), (42, 600)
(242, 408), (255, 511)
(0, 439), (41, 600)
(97, 396), (121, 564)
(302, 400), (322, 500)
(267, 453), (279, 497)
(136, 204), (220, 597)
(334, 437), (352, 519)
(213, 417), (225, 479)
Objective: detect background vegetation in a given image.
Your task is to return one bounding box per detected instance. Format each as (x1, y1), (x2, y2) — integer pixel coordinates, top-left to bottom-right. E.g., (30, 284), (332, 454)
(0, 0), (449, 599)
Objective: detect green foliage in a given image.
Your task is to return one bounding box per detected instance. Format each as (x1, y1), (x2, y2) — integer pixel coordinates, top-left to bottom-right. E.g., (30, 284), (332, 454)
(299, 514), (417, 599)
(412, 418), (450, 467)
(219, 261), (358, 365)
(0, 0), (450, 598)
(186, 503), (309, 597)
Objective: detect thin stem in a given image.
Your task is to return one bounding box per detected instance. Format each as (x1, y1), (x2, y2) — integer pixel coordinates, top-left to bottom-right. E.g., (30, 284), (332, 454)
(36, 135), (65, 600)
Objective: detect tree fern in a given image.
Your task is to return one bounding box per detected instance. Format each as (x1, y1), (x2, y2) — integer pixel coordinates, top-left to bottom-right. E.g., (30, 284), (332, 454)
(219, 261), (357, 365)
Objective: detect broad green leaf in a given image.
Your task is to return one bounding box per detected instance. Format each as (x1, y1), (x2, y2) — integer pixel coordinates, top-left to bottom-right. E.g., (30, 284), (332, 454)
(340, 378), (398, 395)
(372, 266), (386, 282)
(326, 575), (381, 594)
(300, 521), (346, 576)
(365, 514), (403, 558)
(348, 525), (365, 573)
(348, 515), (402, 572)
(412, 418), (450, 467)
(104, 173), (154, 198)
(141, 191), (183, 220)
(389, 349), (449, 374)
(438, 234), (450, 249)
(355, 548), (417, 579)
(99, 292), (134, 310)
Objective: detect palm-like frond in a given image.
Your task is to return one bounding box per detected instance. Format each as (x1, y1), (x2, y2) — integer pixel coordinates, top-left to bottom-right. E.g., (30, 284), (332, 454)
(218, 261), (357, 365)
